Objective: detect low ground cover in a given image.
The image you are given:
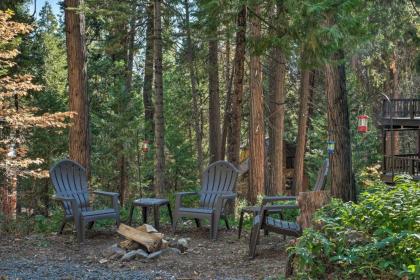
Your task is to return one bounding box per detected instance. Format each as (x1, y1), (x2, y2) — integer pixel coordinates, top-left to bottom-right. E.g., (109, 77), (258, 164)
(290, 180), (420, 279)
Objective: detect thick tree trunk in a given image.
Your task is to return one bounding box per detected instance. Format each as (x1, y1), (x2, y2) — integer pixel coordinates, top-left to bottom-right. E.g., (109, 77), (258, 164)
(296, 191), (330, 229)
(153, 0), (165, 196)
(248, 4), (264, 204)
(118, 12), (136, 206)
(65, 0), (89, 176)
(293, 69), (315, 194)
(227, 5), (246, 166)
(221, 35), (232, 159)
(1, 173), (17, 220)
(325, 50), (356, 202)
(267, 47), (286, 195)
(184, 0), (203, 176)
(208, 27), (221, 163)
(143, 2), (155, 143)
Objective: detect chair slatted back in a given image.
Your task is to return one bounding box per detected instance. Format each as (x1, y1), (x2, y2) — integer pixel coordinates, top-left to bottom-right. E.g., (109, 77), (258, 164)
(50, 159), (90, 216)
(199, 161), (239, 209)
(313, 158), (329, 191)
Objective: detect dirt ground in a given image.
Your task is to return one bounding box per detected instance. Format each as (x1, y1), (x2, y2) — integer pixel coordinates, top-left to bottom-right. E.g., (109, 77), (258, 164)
(0, 224), (289, 280)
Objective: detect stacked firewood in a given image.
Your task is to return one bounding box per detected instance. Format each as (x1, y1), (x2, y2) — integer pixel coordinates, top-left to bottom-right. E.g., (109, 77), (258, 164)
(117, 224), (167, 253)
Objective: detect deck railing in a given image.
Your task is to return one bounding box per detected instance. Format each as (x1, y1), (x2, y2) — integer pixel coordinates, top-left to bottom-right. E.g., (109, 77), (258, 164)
(384, 155), (420, 177)
(382, 99), (420, 119)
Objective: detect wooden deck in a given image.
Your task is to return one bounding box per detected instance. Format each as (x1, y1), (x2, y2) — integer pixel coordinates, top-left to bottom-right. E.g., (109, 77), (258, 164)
(382, 155), (420, 183)
(381, 173), (420, 183)
(381, 99), (420, 128)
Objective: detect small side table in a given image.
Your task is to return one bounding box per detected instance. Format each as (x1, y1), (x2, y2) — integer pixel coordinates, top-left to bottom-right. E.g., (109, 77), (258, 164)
(238, 206), (284, 239)
(128, 198), (173, 231)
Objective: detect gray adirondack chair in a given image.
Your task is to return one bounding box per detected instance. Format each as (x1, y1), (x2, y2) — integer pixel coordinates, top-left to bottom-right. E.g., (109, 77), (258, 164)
(249, 158), (329, 258)
(172, 160), (239, 239)
(50, 159), (120, 242)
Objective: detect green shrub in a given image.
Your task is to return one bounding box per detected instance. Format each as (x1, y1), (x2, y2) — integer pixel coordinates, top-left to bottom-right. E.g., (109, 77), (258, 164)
(289, 181), (420, 279)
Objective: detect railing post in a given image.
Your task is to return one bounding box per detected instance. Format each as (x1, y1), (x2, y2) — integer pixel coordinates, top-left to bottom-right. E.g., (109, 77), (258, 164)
(411, 99), (415, 120)
(410, 158), (414, 176)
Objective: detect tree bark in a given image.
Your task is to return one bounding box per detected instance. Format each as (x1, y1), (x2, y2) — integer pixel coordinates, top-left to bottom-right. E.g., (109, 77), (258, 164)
(118, 11), (136, 206)
(248, 4), (264, 204)
(208, 24), (221, 163)
(153, 0), (165, 196)
(227, 5), (246, 166)
(184, 0), (203, 176)
(267, 47), (286, 195)
(143, 2), (155, 143)
(293, 68), (315, 194)
(325, 50), (356, 202)
(221, 34), (233, 159)
(296, 191), (330, 229)
(64, 0), (89, 176)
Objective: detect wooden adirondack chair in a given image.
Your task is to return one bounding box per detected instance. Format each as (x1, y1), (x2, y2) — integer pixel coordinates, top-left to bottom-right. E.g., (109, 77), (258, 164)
(249, 158), (329, 258)
(50, 159), (120, 242)
(172, 161), (240, 239)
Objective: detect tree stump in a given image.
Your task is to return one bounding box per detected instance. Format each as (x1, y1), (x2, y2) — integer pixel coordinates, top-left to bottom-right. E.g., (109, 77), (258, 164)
(286, 191), (330, 277)
(296, 191), (330, 229)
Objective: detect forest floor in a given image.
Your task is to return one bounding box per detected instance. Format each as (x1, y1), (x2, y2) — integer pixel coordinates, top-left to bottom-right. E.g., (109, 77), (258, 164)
(0, 225), (289, 280)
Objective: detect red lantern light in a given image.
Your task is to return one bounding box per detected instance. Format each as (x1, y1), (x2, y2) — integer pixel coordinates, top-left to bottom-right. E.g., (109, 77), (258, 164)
(142, 140), (149, 153)
(357, 115), (368, 133)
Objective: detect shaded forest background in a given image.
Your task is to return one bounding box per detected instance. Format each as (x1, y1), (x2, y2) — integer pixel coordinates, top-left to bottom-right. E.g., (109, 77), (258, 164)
(0, 0), (418, 218)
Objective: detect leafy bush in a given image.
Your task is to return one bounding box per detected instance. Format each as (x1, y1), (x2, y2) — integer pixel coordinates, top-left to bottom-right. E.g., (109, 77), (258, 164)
(290, 181), (420, 279)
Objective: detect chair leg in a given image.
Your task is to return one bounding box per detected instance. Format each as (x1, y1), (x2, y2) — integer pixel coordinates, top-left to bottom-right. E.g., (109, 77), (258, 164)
(249, 222), (260, 258)
(238, 210), (244, 239)
(212, 214), (219, 240)
(172, 216), (179, 234)
(116, 214), (121, 227)
(210, 215), (215, 239)
(77, 219), (86, 243)
(142, 207), (148, 224)
(153, 205), (160, 231)
(194, 218), (201, 228)
(128, 204), (135, 225)
(223, 216), (230, 230)
(166, 203), (173, 226)
(58, 219), (66, 234)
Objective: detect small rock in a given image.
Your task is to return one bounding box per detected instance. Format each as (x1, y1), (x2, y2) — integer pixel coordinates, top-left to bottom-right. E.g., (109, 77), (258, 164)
(147, 250), (163, 259)
(175, 238), (189, 253)
(121, 251), (138, 262)
(134, 249), (149, 259)
(102, 244), (125, 258)
(161, 239), (169, 249)
(99, 258), (108, 264)
(177, 238), (189, 247)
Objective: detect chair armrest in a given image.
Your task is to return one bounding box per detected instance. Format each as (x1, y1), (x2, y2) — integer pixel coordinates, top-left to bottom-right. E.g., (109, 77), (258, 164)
(52, 195), (77, 202)
(94, 190), (119, 197)
(220, 193), (236, 200)
(262, 196), (296, 204)
(52, 195), (80, 221)
(214, 192), (236, 216)
(176, 191), (199, 197)
(93, 191), (119, 213)
(258, 197), (299, 222)
(261, 205), (299, 213)
(175, 191), (199, 209)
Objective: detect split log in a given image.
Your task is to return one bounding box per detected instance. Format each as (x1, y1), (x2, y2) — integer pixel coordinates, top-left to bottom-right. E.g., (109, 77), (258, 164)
(296, 191), (330, 229)
(119, 239), (141, 251)
(117, 224), (162, 253)
(136, 224), (164, 239)
(137, 224), (158, 233)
